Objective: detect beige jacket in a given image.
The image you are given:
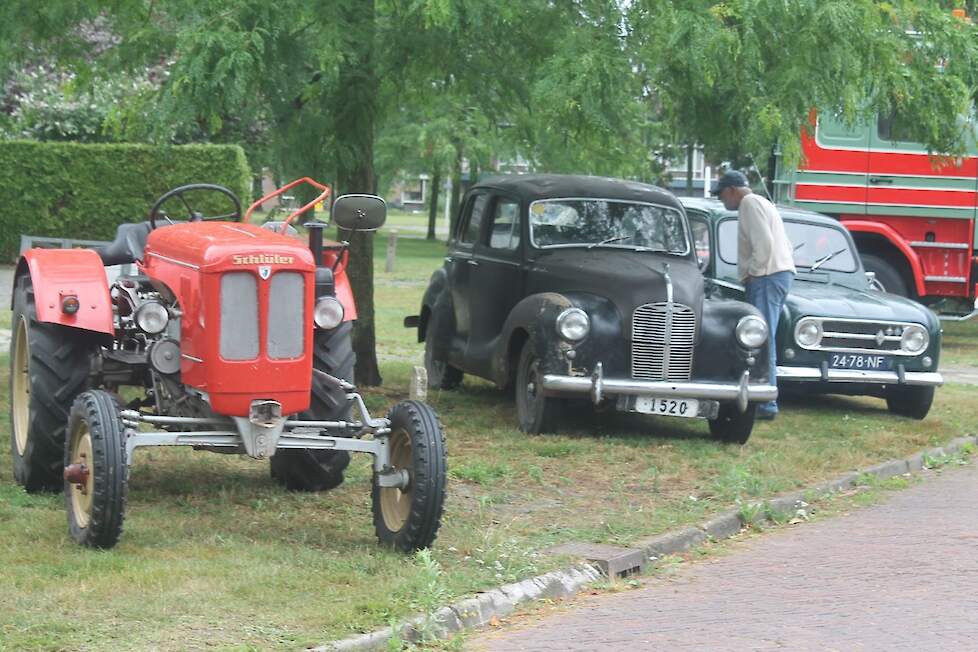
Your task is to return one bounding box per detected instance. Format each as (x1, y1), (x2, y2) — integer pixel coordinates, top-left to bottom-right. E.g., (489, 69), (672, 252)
(737, 193), (796, 282)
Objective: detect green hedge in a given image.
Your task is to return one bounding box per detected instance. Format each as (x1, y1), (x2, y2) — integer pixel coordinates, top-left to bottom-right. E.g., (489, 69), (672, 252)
(0, 141), (252, 261)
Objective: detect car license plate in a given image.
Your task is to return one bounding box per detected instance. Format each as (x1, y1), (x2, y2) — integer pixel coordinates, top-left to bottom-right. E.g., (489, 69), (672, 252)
(634, 396), (699, 418)
(828, 353), (892, 371)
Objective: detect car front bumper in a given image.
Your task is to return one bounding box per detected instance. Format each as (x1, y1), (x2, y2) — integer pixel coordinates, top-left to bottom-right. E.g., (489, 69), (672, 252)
(777, 365), (943, 386)
(541, 363), (777, 413)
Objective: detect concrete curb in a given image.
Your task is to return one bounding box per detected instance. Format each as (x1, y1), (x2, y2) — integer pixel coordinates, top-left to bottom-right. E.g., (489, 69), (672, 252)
(320, 434), (977, 651)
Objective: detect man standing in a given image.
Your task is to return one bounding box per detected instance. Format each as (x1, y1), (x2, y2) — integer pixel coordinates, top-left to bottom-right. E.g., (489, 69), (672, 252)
(713, 170), (795, 420)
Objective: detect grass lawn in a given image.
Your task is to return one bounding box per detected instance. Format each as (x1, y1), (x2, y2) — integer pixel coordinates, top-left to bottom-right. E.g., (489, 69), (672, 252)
(1, 234), (978, 650)
(939, 317), (978, 368)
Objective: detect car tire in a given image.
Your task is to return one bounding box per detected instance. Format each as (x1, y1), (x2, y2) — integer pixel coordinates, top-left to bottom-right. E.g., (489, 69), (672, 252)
(515, 342), (560, 434)
(424, 310), (463, 390)
(10, 275), (97, 493)
(270, 320), (355, 491)
(861, 254), (910, 298)
(885, 385), (935, 420)
(65, 390), (128, 549)
(708, 403), (756, 445)
(372, 400), (447, 552)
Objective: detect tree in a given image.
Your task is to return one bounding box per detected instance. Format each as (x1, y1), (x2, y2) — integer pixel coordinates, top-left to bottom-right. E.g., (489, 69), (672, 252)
(633, 0), (978, 172)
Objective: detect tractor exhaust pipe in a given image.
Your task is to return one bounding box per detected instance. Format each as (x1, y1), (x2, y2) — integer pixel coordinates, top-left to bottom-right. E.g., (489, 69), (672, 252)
(305, 220), (326, 266)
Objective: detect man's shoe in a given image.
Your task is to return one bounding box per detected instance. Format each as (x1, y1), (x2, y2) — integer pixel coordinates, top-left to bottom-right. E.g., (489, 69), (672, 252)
(756, 408), (777, 421)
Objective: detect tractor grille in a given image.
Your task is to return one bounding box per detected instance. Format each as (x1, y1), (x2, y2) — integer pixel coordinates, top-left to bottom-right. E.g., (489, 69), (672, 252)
(221, 272), (259, 360)
(267, 272), (304, 359)
(631, 302), (695, 381)
(220, 271), (305, 361)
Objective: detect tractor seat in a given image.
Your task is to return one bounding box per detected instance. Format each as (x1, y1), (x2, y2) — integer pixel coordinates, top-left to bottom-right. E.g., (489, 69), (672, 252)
(96, 222), (152, 266)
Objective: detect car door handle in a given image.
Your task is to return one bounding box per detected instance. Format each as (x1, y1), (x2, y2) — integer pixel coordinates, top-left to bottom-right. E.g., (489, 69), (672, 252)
(869, 176), (893, 184)
(466, 259), (480, 267)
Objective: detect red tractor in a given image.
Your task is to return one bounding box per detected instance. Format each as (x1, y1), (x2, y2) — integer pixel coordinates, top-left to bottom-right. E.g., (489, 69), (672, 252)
(9, 179), (447, 551)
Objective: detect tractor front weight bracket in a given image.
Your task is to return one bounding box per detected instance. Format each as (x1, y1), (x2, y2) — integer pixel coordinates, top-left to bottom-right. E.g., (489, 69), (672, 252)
(118, 390), (408, 489)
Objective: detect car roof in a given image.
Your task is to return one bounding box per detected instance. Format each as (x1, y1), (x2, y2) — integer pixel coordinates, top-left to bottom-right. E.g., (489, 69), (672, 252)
(680, 196), (843, 227)
(472, 174), (682, 209)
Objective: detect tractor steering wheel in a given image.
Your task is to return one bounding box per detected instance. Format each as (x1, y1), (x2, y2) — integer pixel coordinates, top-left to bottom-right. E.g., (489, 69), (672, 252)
(148, 184), (243, 230)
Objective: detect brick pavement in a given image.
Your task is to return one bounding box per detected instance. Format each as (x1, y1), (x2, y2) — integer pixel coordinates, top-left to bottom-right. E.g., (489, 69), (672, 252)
(470, 463), (978, 651)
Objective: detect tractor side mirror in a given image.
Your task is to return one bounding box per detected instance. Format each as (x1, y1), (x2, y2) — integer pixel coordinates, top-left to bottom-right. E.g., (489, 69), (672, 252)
(332, 194), (387, 231)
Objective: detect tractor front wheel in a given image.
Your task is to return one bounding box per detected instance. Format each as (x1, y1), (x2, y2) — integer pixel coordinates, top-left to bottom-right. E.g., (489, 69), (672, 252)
(271, 320), (355, 491)
(372, 400), (447, 552)
(65, 390), (128, 548)
(10, 276), (96, 492)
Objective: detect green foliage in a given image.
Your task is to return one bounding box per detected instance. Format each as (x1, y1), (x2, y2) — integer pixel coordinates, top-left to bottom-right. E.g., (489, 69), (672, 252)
(635, 0), (978, 166)
(0, 141), (251, 260)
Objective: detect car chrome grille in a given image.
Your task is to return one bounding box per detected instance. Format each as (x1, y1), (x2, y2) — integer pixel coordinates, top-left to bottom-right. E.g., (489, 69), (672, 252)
(799, 317), (918, 355)
(631, 302), (695, 381)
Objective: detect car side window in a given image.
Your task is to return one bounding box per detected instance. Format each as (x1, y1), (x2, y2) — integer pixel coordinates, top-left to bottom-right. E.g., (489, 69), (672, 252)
(488, 198), (521, 251)
(458, 193), (489, 246)
(688, 217), (710, 269)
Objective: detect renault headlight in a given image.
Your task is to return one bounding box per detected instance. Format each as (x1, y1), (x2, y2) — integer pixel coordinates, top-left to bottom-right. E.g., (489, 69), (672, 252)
(135, 301), (169, 334)
(314, 297), (345, 330)
(795, 318), (822, 348)
(556, 308), (589, 342)
(736, 315), (768, 348)
(900, 324), (928, 354)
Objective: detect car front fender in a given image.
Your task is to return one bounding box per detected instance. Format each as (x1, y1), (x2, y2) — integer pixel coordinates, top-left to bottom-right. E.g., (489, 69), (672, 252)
(696, 298), (770, 383)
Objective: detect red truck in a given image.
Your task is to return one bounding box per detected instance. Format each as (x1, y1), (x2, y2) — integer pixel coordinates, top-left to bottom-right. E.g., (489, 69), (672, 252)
(774, 111), (978, 319)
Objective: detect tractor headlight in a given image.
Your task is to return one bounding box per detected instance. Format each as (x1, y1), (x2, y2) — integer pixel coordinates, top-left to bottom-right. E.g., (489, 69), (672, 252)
(135, 301), (169, 334)
(736, 315), (768, 348)
(900, 324), (928, 354)
(556, 308), (589, 342)
(314, 296), (345, 330)
(795, 318), (822, 348)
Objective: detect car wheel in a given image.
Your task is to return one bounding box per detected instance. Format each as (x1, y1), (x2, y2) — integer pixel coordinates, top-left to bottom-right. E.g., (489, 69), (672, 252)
(424, 311), (463, 390)
(10, 275), (97, 492)
(515, 342), (559, 434)
(271, 320), (355, 491)
(885, 385), (935, 420)
(64, 390), (128, 549)
(861, 254), (910, 298)
(708, 402), (756, 445)
(372, 400), (447, 552)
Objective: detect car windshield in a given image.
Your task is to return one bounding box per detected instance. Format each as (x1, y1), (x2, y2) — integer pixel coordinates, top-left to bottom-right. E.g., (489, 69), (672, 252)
(717, 219), (858, 273)
(529, 199), (689, 254)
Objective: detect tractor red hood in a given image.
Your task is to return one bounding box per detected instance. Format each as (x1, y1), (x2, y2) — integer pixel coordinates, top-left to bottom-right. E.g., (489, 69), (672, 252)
(142, 222), (315, 272)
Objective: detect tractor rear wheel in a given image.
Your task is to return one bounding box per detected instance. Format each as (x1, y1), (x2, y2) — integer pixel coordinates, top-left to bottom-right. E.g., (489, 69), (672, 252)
(270, 320), (355, 491)
(10, 275), (97, 492)
(65, 390), (128, 548)
(372, 400), (447, 552)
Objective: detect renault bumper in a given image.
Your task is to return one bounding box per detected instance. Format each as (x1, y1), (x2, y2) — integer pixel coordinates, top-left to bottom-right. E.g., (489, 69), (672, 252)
(777, 365), (943, 386)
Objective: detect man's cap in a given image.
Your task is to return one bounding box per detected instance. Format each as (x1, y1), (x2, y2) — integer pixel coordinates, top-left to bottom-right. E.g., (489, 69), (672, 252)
(711, 169), (749, 196)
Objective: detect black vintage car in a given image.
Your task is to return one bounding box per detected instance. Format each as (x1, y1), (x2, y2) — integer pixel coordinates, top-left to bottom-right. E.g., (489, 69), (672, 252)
(406, 175), (777, 443)
(681, 197), (943, 418)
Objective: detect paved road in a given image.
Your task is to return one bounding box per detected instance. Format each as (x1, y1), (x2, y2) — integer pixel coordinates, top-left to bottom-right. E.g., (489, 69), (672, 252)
(470, 462), (978, 651)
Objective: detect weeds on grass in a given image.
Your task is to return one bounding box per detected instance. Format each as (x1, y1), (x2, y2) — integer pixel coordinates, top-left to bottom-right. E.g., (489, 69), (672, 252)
(410, 549), (449, 643)
(450, 461), (511, 486)
(735, 498), (764, 527)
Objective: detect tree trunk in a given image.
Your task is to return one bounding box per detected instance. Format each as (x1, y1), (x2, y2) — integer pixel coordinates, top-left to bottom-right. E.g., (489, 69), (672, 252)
(332, 0), (382, 386)
(427, 169), (441, 240)
(449, 146), (463, 236)
(685, 143), (694, 196)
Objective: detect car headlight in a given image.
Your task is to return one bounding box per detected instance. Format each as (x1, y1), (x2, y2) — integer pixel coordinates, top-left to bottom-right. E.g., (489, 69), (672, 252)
(314, 297), (345, 330)
(795, 318), (822, 348)
(900, 324), (928, 354)
(556, 308), (589, 342)
(736, 315), (768, 348)
(135, 301), (169, 334)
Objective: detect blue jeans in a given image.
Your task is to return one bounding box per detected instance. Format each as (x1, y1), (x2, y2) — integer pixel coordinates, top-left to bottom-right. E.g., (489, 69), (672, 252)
(745, 271), (793, 414)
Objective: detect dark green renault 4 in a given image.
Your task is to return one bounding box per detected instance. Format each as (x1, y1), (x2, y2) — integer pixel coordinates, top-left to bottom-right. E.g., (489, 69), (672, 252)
(681, 197), (943, 419)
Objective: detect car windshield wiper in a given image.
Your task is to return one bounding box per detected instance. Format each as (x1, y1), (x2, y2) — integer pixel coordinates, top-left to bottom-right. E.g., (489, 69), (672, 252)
(586, 235), (631, 250)
(809, 248), (848, 271)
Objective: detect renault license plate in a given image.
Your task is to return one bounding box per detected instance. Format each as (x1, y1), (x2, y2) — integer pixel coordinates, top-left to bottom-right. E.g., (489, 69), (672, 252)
(634, 396), (699, 418)
(829, 353), (892, 371)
